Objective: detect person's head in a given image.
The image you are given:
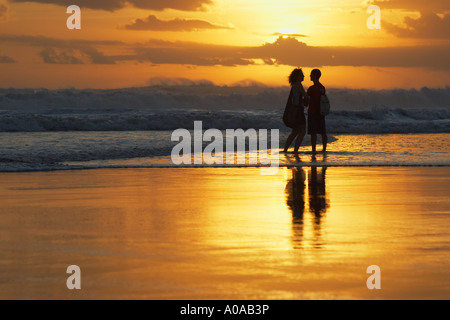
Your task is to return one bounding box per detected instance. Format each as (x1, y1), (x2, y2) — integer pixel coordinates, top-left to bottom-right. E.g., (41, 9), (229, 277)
(310, 69), (322, 82)
(289, 68), (304, 86)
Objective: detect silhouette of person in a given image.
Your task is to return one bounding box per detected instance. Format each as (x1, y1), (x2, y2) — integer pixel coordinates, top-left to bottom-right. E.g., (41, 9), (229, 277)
(285, 167), (306, 249)
(307, 69), (328, 153)
(308, 167), (329, 223)
(283, 68), (309, 154)
(285, 167), (330, 249)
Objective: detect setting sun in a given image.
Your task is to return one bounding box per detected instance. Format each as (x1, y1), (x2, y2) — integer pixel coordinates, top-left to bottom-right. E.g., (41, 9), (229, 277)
(0, 0), (448, 89)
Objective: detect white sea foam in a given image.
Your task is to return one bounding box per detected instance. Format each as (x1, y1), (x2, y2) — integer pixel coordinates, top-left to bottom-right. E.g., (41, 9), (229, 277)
(0, 85), (448, 134)
(0, 132), (449, 172)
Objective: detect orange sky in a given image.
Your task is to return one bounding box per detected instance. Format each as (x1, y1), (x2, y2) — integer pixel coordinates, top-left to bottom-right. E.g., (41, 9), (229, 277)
(0, 0), (449, 89)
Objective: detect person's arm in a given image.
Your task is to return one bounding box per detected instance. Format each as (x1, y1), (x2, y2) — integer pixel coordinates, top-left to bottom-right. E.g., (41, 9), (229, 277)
(303, 86), (310, 107)
(293, 83), (308, 107)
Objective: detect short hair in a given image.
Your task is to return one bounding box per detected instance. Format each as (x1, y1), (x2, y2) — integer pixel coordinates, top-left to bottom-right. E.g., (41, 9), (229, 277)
(311, 69), (322, 79)
(288, 68), (304, 86)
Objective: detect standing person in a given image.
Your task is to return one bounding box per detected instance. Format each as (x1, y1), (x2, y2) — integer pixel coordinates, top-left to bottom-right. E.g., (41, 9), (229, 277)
(283, 68), (308, 154)
(307, 69), (328, 153)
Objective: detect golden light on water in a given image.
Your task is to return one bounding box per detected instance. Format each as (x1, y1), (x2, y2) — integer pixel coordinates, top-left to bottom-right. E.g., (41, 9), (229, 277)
(1, 167), (448, 299)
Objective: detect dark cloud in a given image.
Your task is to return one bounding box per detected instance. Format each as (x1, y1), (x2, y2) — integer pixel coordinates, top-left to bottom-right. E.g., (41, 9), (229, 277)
(130, 36), (450, 69)
(1, 34), (449, 69)
(123, 15), (231, 31)
(370, 0), (450, 39)
(0, 34), (119, 64)
(81, 47), (116, 64)
(372, 0), (450, 12)
(39, 48), (84, 64)
(9, 0), (213, 11)
(148, 77), (215, 86)
(253, 36), (450, 69)
(0, 55), (16, 63)
(384, 12), (450, 39)
(134, 40), (253, 66)
(0, 34), (124, 47)
(39, 47), (115, 64)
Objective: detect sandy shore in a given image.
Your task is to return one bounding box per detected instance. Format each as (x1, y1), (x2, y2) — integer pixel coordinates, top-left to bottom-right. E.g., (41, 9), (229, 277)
(0, 167), (449, 300)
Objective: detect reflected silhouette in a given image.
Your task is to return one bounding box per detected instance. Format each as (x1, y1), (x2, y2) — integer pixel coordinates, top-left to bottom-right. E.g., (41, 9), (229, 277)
(285, 168), (306, 222)
(285, 167), (330, 249)
(285, 168), (306, 249)
(309, 167), (329, 222)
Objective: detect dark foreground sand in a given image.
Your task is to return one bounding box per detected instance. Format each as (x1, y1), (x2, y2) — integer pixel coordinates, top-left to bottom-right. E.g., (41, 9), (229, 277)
(0, 167), (449, 300)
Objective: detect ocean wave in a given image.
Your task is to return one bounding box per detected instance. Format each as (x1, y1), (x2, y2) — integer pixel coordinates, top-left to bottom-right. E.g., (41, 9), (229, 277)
(0, 108), (448, 133)
(1, 86), (449, 110)
(0, 85), (449, 133)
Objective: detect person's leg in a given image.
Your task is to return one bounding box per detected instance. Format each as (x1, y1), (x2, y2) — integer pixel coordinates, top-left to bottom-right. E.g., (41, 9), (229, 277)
(311, 134), (317, 153)
(319, 116), (328, 152)
(284, 128), (299, 152)
(321, 133), (328, 152)
(308, 113), (318, 153)
(294, 125), (306, 154)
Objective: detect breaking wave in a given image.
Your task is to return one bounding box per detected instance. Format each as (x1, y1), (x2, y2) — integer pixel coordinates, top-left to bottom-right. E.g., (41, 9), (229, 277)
(0, 85), (448, 133)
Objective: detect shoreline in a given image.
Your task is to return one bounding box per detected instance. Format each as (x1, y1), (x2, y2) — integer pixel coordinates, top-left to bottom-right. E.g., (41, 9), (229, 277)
(0, 163), (449, 174)
(2, 133), (449, 172)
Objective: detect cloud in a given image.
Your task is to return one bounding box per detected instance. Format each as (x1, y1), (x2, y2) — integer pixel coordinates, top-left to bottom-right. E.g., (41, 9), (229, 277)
(230, 79), (268, 87)
(1, 34), (449, 70)
(384, 12), (450, 39)
(148, 77), (215, 86)
(39, 47), (115, 64)
(371, 0), (450, 12)
(0, 34), (120, 64)
(0, 55), (16, 63)
(370, 0), (450, 38)
(255, 36), (450, 69)
(0, 4), (8, 22)
(123, 15), (231, 31)
(0, 34), (124, 47)
(133, 39), (254, 66)
(8, 0), (213, 11)
(131, 36), (450, 69)
(39, 48), (84, 64)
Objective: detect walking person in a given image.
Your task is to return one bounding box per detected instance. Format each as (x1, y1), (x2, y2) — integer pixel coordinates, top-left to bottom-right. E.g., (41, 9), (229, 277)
(283, 68), (308, 154)
(307, 69), (328, 153)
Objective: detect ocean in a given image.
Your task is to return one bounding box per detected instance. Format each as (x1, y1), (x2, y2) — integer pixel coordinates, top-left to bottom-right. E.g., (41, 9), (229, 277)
(0, 85), (449, 171)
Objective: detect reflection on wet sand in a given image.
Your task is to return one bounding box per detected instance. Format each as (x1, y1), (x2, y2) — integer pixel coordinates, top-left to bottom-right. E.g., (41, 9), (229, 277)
(285, 167), (330, 249)
(0, 168), (449, 299)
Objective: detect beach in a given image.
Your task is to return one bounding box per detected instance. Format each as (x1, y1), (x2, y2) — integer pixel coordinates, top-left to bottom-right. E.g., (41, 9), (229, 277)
(1, 167), (449, 300)
(1, 0), (450, 304)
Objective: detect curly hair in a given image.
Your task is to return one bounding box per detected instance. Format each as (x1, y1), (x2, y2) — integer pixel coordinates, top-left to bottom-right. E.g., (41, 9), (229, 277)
(288, 68), (304, 86)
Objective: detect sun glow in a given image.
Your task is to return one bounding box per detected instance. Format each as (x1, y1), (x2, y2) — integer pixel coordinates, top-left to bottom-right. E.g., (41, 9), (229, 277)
(0, 0), (448, 89)
(279, 29), (297, 37)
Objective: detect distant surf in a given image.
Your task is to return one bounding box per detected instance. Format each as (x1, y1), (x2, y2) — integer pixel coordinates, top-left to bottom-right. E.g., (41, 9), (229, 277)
(0, 85), (448, 134)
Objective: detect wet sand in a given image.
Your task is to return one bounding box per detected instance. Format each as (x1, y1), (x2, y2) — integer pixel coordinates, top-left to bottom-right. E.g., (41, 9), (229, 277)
(0, 167), (449, 300)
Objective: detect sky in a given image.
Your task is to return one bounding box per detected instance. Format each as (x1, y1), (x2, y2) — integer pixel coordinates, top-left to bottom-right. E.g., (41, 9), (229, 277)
(0, 0), (449, 89)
